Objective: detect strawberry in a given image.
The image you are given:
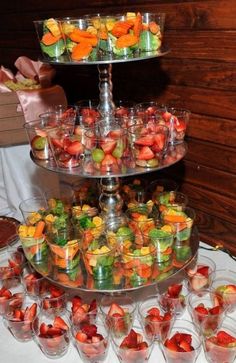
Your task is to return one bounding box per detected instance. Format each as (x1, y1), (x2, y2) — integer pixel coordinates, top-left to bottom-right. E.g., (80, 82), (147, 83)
(40, 322), (49, 335)
(164, 338), (179, 352)
(108, 303), (125, 317)
(162, 111), (172, 123)
(24, 303), (37, 321)
(194, 304), (208, 315)
(49, 285), (64, 298)
(76, 331), (87, 342)
(167, 284), (182, 298)
(179, 340), (193, 352)
(153, 133), (165, 151)
(66, 141), (84, 155)
(135, 136), (154, 146)
(197, 265), (209, 277)
(138, 341), (148, 350)
(174, 118), (186, 132)
(100, 138), (117, 154)
(147, 307), (160, 317)
(88, 299), (97, 312)
(137, 146), (155, 160)
(81, 323), (97, 338)
(71, 296), (82, 312)
(46, 326), (63, 336)
(120, 329), (138, 349)
(209, 306), (221, 315)
(54, 316), (69, 331)
(217, 331), (236, 345)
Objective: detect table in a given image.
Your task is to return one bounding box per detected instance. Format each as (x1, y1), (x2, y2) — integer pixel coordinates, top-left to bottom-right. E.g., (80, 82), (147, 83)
(0, 242), (235, 363)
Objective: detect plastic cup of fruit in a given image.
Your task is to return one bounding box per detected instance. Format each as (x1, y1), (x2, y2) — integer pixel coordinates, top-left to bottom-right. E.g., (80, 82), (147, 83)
(75, 99), (100, 126)
(83, 126), (128, 175)
(155, 191), (188, 212)
(186, 255), (216, 291)
(160, 319), (202, 363)
(112, 325), (154, 363)
(60, 17), (99, 62)
(159, 106), (191, 145)
(73, 320), (109, 363)
(99, 294), (136, 336)
(0, 276), (25, 316)
(121, 243), (156, 287)
(39, 107), (77, 130)
(33, 19), (68, 61)
(18, 225), (48, 265)
(114, 99), (136, 119)
(21, 262), (48, 299)
(145, 177), (179, 202)
(187, 289), (226, 337)
(143, 225), (174, 263)
(134, 101), (161, 121)
(160, 206), (196, 246)
(82, 234), (116, 280)
(18, 196), (48, 225)
(158, 282), (187, 317)
(33, 310), (70, 358)
(203, 315), (236, 363)
(138, 295), (175, 342)
(125, 203), (157, 237)
(3, 294), (38, 342)
(127, 123), (169, 168)
(210, 269), (236, 314)
(39, 284), (67, 314)
(0, 249), (25, 279)
(106, 216), (136, 252)
(67, 295), (97, 327)
(139, 12), (165, 52)
(24, 119), (59, 160)
(47, 126), (84, 169)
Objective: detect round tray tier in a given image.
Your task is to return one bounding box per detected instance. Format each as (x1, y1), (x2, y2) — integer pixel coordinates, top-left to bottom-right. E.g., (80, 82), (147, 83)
(24, 227), (199, 294)
(31, 142), (187, 179)
(40, 47), (170, 66)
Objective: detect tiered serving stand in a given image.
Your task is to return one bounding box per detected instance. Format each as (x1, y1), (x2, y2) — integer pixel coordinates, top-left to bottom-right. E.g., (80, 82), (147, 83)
(28, 47), (199, 293)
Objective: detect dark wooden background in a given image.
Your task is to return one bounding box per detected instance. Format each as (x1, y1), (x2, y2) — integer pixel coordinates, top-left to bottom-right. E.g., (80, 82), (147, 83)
(1, 0), (236, 254)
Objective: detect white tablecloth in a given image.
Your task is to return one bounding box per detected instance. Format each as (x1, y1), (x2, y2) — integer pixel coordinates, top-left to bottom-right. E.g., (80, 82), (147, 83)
(0, 242), (236, 362)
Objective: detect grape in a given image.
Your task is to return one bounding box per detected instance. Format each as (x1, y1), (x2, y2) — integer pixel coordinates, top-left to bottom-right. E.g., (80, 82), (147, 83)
(91, 148), (105, 163)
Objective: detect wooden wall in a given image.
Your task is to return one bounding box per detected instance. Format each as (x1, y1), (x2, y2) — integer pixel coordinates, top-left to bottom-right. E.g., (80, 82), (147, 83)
(1, 1), (236, 254)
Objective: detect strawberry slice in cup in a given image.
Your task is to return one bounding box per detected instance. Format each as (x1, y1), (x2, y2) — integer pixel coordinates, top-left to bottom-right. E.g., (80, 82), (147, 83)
(186, 255), (216, 291)
(203, 316), (236, 363)
(0, 276), (25, 316)
(210, 269), (236, 314)
(67, 294), (97, 326)
(159, 282), (187, 317)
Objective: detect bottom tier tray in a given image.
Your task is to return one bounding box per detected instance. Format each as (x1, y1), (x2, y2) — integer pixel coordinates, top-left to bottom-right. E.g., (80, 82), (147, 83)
(24, 227), (199, 293)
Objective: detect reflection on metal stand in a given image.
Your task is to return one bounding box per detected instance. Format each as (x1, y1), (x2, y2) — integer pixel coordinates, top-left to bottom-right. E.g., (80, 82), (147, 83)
(99, 177), (123, 221)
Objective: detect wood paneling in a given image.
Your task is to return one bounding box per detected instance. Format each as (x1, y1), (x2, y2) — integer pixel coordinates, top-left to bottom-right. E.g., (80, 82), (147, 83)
(1, 0), (236, 254)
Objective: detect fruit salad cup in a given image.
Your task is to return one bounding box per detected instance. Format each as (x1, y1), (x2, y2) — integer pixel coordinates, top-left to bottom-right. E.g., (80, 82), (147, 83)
(0, 276), (25, 316)
(21, 262), (48, 299)
(47, 126), (84, 169)
(121, 242), (156, 288)
(144, 225), (174, 263)
(159, 282), (187, 317)
(154, 191), (188, 213)
(3, 295), (38, 342)
(73, 321), (109, 363)
(161, 319), (202, 363)
(139, 12), (165, 52)
(72, 210), (104, 244)
(19, 197), (48, 225)
(99, 295), (136, 337)
(24, 119), (59, 160)
(210, 269), (236, 314)
(159, 106), (191, 145)
(76, 99), (100, 126)
(82, 233), (116, 280)
(112, 326), (154, 363)
(160, 206), (196, 246)
(61, 17), (99, 61)
(187, 289), (226, 337)
(106, 216), (136, 252)
(34, 18), (68, 61)
(33, 311), (70, 358)
(83, 126), (129, 175)
(134, 101), (161, 122)
(185, 255), (216, 291)
(67, 294), (97, 326)
(145, 178), (179, 202)
(138, 295), (175, 342)
(0, 250), (25, 279)
(203, 316), (236, 363)
(127, 123), (169, 168)
(38, 283), (67, 314)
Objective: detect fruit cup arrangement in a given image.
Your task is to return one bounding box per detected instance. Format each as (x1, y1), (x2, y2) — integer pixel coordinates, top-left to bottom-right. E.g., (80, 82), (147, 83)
(73, 321), (109, 363)
(47, 126), (84, 169)
(185, 255), (216, 291)
(21, 263), (48, 298)
(83, 126), (131, 175)
(82, 233), (116, 280)
(138, 295), (175, 342)
(0, 250), (25, 279)
(187, 289), (226, 337)
(3, 295), (38, 342)
(111, 326), (154, 363)
(39, 283), (67, 314)
(0, 276), (25, 316)
(203, 316), (236, 363)
(127, 123), (169, 168)
(210, 269), (236, 314)
(161, 319), (202, 363)
(67, 295), (97, 326)
(159, 282), (187, 317)
(33, 311), (70, 358)
(99, 295), (136, 338)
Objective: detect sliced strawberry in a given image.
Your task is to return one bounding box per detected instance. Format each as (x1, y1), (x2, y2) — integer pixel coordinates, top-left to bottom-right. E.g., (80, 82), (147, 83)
(224, 284), (236, 293)
(81, 323), (97, 338)
(162, 111), (172, 123)
(217, 330), (236, 345)
(107, 130), (123, 138)
(24, 303), (37, 321)
(137, 146), (155, 160)
(120, 329), (138, 349)
(179, 340), (193, 352)
(197, 265), (209, 277)
(66, 141), (84, 155)
(40, 322), (49, 335)
(167, 284), (182, 298)
(49, 285), (64, 298)
(194, 304), (208, 315)
(164, 338), (179, 352)
(209, 306), (221, 315)
(100, 138), (117, 154)
(137, 341), (148, 350)
(76, 331), (87, 342)
(147, 307), (160, 317)
(153, 133), (165, 151)
(135, 136), (154, 146)
(46, 326), (63, 336)
(54, 316), (69, 331)
(108, 302), (125, 317)
(174, 118), (186, 132)
(71, 295), (82, 312)
(88, 299), (97, 312)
